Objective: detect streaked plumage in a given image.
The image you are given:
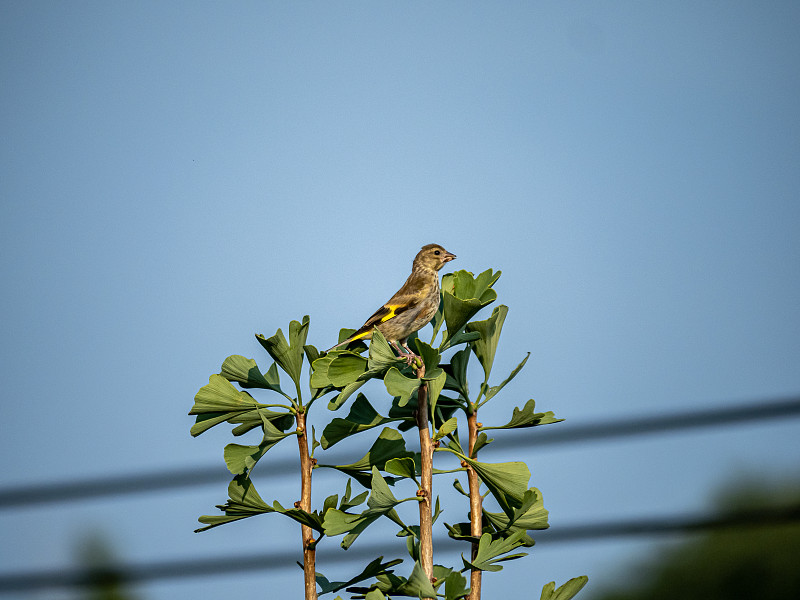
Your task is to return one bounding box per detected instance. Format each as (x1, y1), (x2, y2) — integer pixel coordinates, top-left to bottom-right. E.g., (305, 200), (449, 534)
(328, 243), (456, 363)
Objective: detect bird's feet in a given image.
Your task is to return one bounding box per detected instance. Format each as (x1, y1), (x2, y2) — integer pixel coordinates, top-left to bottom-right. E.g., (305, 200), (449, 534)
(400, 351), (419, 367)
(391, 342), (421, 367)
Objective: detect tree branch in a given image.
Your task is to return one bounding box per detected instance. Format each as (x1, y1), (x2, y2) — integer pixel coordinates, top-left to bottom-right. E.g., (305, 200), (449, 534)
(295, 410), (317, 600)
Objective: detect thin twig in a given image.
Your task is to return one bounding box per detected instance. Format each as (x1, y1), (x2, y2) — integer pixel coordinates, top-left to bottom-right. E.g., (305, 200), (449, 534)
(415, 362), (435, 595)
(467, 409), (483, 600)
(295, 410), (317, 600)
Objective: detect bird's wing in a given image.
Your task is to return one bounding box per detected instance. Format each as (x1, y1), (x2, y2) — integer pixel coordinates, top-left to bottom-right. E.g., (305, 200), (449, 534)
(347, 295), (422, 342)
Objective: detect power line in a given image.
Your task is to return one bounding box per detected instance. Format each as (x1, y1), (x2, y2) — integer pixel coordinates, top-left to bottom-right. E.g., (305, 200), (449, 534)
(1, 395), (799, 510)
(1, 502), (798, 593)
(513, 394), (800, 447)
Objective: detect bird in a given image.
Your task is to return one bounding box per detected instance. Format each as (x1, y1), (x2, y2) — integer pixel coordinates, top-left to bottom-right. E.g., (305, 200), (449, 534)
(327, 243), (456, 364)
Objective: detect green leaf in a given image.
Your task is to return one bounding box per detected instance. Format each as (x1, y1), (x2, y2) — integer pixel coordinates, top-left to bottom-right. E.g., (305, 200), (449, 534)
(320, 394), (401, 448)
(465, 305), (509, 384)
(195, 475), (274, 532)
(440, 269), (502, 341)
(470, 432), (492, 457)
(414, 339), (443, 381)
(461, 530), (532, 572)
(317, 428), (413, 485)
(316, 556), (403, 595)
(442, 347), (470, 400)
(256, 315), (309, 386)
(327, 380), (366, 411)
(483, 488), (550, 532)
(453, 268), (502, 300)
(384, 366), (421, 407)
(190, 374), (293, 437)
(444, 521), (479, 543)
(191, 374), (258, 415)
(440, 329), (481, 352)
(338, 479), (369, 511)
(310, 354), (335, 389)
(483, 352), (530, 403)
(402, 561), (438, 599)
(323, 468), (412, 549)
(444, 570), (469, 600)
(426, 369), (447, 419)
(327, 353), (368, 387)
(429, 290), (446, 344)
(303, 344), (321, 364)
(384, 457), (418, 480)
(323, 492), (338, 515)
(481, 399), (563, 431)
(223, 417), (294, 475)
(434, 417), (459, 442)
(462, 457), (531, 518)
(540, 576), (589, 600)
(229, 407), (294, 437)
(367, 328), (401, 372)
(270, 499), (325, 533)
(219, 355), (280, 392)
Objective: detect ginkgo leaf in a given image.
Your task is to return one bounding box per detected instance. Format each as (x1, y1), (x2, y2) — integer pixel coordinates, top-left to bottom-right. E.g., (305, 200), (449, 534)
(540, 576), (589, 600)
(270, 499), (325, 532)
(219, 356), (287, 401)
(223, 417), (294, 475)
(433, 417), (459, 442)
(400, 561), (438, 599)
(466, 305), (508, 384)
(316, 557), (403, 595)
(310, 353), (333, 388)
(461, 456), (531, 518)
(442, 347), (470, 400)
(328, 380), (366, 411)
(481, 399), (562, 431)
(256, 316), (309, 386)
(384, 367), (421, 407)
(323, 468), (413, 549)
(317, 428), (413, 485)
(461, 531), (533, 572)
(440, 269), (501, 340)
(384, 457), (418, 480)
(367, 329), (401, 372)
(427, 370), (447, 418)
(470, 432), (493, 457)
(482, 488), (550, 532)
(328, 353), (368, 387)
(444, 570), (469, 600)
(189, 374), (292, 437)
(482, 353), (529, 403)
(320, 394), (403, 448)
(414, 339), (443, 381)
(195, 475), (275, 532)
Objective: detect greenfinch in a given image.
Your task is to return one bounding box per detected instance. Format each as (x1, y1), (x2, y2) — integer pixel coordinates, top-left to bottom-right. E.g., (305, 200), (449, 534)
(328, 244), (456, 364)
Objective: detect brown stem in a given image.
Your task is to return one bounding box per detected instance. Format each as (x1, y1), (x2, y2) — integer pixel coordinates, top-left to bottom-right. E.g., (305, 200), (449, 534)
(415, 362), (435, 595)
(296, 410), (317, 600)
(467, 408), (483, 600)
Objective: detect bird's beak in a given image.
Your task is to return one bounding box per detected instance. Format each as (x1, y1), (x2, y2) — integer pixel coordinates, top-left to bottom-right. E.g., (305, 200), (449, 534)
(443, 252), (456, 263)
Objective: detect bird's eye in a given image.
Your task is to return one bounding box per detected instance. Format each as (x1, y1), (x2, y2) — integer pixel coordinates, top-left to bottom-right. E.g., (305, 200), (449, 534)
(434, 250), (440, 255)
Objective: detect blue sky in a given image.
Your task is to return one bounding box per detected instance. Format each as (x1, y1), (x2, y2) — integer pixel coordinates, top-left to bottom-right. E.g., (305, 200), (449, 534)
(2, 2), (799, 599)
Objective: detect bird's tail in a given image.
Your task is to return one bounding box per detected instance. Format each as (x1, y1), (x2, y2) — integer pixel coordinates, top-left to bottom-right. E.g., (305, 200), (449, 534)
(325, 327), (372, 353)
(325, 338), (350, 353)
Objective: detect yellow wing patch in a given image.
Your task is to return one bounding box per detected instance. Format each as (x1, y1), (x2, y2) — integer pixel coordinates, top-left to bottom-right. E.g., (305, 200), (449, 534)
(378, 304), (403, 323)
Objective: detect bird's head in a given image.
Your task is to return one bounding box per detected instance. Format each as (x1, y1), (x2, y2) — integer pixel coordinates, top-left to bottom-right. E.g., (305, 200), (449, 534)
(415, 244), (456, 272)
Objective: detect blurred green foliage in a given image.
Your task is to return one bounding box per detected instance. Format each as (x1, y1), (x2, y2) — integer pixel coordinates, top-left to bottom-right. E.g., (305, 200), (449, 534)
(590, 478), (800, 600)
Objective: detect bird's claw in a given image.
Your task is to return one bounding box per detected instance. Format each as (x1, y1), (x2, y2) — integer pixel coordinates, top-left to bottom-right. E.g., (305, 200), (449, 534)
(399, 352), (418, 366)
